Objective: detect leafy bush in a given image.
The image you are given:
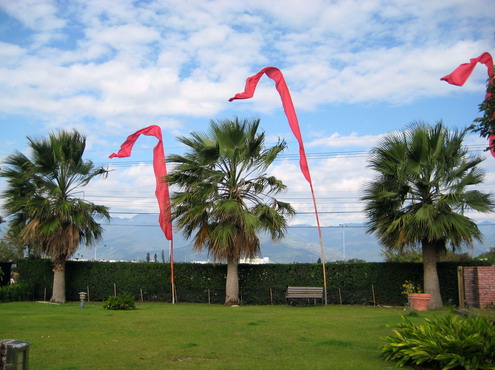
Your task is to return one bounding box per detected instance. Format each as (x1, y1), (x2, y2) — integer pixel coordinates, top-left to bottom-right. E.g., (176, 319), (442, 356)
(381, 313), (495, 369)
(0, 283), (31, 302)
(103, 293), (136, 310)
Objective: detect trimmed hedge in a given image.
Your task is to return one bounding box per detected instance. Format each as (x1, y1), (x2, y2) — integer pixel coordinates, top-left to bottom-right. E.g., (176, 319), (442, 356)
(13, 259), (485, 305)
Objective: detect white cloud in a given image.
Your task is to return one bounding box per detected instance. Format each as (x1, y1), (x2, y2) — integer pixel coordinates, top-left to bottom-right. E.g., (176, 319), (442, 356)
(1, 0), (493, 129)
(308, 132), (385, 149)
(0, 0), (65, 31)
(1, 0), (494, 228)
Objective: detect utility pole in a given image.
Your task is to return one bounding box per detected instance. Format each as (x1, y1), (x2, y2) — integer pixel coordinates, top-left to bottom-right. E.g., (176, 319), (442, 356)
(339, 224), (346, 262)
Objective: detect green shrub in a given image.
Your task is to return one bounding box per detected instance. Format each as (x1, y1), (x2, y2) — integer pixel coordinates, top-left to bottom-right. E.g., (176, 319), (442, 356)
(0, 283), (31, 302)
(381, 313), (495, 369)
(102, 293), (136, 310)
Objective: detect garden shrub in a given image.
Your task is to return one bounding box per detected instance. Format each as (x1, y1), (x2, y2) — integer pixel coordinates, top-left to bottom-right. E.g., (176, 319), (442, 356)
(381, 313), (495, 369)
(0, 283), (31, 302)
(103, 292), (136, 310)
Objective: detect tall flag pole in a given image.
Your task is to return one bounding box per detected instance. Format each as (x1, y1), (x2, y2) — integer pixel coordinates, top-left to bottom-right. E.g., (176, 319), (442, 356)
(441, 52), (494, 156)
(229, 67), (327, 305)
(109, 125), (175, 304)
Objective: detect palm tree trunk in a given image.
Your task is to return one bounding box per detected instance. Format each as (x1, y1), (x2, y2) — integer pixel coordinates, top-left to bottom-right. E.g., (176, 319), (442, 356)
(225, 258), (240, 306)
(422, 241), (443, 309)
(51, 260), (66, 303)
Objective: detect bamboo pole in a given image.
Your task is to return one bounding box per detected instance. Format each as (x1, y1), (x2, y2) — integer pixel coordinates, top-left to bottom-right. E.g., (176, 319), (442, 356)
(170, 239), (175, 304)
(309, 182), (327, 305)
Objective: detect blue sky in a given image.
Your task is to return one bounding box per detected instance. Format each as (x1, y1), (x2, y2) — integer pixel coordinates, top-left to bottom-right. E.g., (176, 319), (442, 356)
(1, 0), (495, 252)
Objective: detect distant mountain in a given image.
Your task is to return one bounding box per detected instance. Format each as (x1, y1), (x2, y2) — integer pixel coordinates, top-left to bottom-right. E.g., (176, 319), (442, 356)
(73, 214), (495, 263)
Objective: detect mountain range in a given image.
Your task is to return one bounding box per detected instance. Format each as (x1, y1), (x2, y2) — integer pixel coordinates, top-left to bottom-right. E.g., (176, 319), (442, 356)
(74, 214), (495, 263)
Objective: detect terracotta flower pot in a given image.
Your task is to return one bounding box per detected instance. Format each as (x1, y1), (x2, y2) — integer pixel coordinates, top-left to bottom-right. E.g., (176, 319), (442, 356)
(408, 293), (432, 311)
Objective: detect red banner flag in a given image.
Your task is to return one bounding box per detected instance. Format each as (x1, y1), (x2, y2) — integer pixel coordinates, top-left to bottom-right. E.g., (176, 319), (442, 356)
(229, 67), (328, 304)
(441, 52), (493, 86)
(109, 125), (173, 240)
(229, 67), (312, 184)
(441, 52), (495, 157)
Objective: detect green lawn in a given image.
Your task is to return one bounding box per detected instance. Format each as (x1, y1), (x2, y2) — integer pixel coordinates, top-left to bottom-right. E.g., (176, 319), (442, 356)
(0, 302), (447, 369)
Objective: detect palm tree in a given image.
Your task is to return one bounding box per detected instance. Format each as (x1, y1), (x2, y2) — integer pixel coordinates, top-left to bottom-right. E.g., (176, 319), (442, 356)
(167, 118), (295, 305)
(362, 122), (494, 308)
(0, 130), (109, 303)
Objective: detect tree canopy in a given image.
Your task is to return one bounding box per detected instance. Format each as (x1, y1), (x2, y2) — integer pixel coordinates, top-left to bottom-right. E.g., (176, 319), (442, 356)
(167, 117), (294, 305)
(0, 130), (110, 302)
(362, 121), (494, 308)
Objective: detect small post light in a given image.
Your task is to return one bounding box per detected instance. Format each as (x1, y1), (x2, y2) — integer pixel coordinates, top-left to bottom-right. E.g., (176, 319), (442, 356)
(5, 340), (31, 370)
(79, 292), (87, 309)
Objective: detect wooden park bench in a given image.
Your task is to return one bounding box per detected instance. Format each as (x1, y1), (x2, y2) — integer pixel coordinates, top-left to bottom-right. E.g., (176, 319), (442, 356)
(285, 286), (324, 305)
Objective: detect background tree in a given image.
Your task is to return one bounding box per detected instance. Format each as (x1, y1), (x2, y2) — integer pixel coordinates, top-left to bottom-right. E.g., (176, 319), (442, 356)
(0, 130), (109, 303)
(475, 247), (495, 265)
(382, 246), (472, 263)
(381, 245), (423, 262)
(470, 80), (495, 151)
(362, 122), (494, 308)
(0, 240), (22, 262)
(168, 118), (295, 305)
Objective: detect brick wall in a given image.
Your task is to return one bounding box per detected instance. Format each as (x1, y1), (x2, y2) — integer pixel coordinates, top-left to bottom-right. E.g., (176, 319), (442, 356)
(463, 266), (495, 309)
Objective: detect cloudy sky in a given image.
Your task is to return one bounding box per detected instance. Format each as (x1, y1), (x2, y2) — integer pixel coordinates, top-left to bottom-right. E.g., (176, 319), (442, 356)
(1, 0), (495, 246)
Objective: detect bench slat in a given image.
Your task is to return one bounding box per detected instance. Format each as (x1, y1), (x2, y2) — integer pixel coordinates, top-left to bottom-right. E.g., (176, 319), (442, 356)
(285, 286), (324, 299)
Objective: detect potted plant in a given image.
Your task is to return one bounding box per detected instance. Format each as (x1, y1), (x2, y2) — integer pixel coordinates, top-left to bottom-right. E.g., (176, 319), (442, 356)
(401, 281), (431, 311)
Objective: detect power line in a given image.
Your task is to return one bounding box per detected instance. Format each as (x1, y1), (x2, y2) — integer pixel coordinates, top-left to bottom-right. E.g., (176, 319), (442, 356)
(102, 223), (495, 229)
(95, 144), (489, 168)
(108, 210), (364, 215)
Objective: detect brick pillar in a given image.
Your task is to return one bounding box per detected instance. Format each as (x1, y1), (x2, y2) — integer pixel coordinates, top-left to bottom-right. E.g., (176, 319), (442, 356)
(463, 266), (495, 309)
(476, 266), (495, 309)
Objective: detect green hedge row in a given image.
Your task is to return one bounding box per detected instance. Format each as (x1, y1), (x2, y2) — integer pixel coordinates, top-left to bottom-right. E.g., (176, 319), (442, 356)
(12, 259), (485, 305)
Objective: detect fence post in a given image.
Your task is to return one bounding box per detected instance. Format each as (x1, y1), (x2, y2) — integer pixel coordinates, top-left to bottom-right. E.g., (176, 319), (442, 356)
(113, 283), (117, 297)
(338, 288), (343, 304)
(207, 289), (211, 304)
(87, 285), (90, 302)
(269, 288), (273, 306)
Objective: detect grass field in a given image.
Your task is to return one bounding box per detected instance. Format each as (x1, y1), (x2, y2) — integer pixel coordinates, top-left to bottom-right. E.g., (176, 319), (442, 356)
(0, 302), (448, 369)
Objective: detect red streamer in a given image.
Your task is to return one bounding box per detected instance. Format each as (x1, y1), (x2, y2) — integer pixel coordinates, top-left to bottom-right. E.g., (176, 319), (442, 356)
(109, 125), (173, 240)
(229, 67), (328, 303)
(229, 67), (312, 184)
(441, 52), (494, 156)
